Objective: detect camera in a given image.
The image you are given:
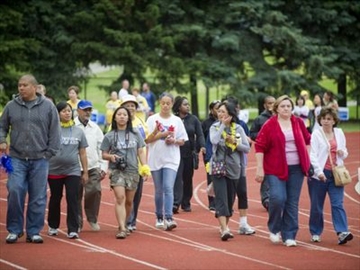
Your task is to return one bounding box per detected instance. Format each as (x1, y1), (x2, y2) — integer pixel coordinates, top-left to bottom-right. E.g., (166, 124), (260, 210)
(115, 156), (127, 171)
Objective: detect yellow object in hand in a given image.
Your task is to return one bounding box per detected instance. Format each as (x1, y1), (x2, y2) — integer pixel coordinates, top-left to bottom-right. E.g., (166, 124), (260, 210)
(139, 164), (151, 177)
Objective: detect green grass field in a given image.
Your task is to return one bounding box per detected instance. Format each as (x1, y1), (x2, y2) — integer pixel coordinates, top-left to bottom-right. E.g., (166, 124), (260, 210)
(83, 67), (359, 132)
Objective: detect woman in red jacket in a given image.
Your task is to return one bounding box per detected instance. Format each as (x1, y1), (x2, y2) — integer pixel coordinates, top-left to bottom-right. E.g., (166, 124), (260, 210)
(255, 95), (311, 247)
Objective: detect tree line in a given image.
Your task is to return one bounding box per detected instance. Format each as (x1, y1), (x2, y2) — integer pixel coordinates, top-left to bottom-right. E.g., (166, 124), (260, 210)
(1, 0), (359, 115)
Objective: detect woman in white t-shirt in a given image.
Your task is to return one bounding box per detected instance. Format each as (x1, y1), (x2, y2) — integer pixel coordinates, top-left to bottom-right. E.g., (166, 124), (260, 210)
(293, 95), (310, 128)
(145, 92), (188, 231)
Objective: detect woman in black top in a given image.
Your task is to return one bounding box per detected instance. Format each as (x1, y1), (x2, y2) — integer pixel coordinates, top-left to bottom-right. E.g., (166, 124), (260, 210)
(202, 100), (221, 210)
(172, 96), (205, 213)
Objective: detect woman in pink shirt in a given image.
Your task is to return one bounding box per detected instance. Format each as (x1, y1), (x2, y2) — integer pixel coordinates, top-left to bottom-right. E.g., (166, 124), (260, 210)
(255, 95), (311, 247)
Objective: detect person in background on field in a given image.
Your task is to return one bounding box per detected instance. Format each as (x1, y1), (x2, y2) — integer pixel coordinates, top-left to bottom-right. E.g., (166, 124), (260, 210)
(202, 100), (221, 211)
(145, 92), (188, 231)
(222, 96), (255, 236)
(255, 95), (311, 247)
(0, 74), (61, 244)
(37, 84), (55, 104)
(250, 95), (276, 211)
(105, 91), (122, 131)
(309, 93), (324, 132)
(238, 104), (249, 124)
(300, 90), (314, 110)
(172, 96), (205, 213)
(67, 85), (81, 118)
(308, 107), (353, 245)
(47, 102), (88, 239)
(293, 95), (310, 129)
(209, 101), (250, 241)
(120, 95), (149, 232)
(131, 87), (149, 122)
(323, 90), (339, 111)
(118, 79), (130, 100)
(75, 100), (107, 232)
(141, 82), (156, 116)
(101, 106), (149, 239)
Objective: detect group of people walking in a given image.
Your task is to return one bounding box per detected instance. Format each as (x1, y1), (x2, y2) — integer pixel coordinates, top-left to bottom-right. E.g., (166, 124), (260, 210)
(0, 74), (353, 247)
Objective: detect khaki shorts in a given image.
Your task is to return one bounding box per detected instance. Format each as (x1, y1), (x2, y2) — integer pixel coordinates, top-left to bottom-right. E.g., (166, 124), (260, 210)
(109, 169), (139, 190)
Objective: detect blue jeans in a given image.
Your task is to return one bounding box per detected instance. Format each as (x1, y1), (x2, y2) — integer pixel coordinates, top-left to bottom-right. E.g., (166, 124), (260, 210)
(6, 157), (49, 237)
(151, 168), (177, 220)
(267, 165), (304, 241)
(308, 169), (348, 235)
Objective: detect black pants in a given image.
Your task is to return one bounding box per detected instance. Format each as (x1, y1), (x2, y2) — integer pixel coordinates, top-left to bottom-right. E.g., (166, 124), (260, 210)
(207, 173), (215, 208)
(213, 175), (237, 217)
(173, 155), (194, 209)
(48, 175), (80, 234)
(236, 175), (248, 209)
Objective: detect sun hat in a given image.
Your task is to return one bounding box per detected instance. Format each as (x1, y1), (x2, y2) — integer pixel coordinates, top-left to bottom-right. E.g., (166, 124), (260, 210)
(121, 94), (139, 109)
(78, 100), (93, 109)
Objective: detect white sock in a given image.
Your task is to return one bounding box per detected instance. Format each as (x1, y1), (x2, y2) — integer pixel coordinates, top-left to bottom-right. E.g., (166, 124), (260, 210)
(240, 216), (247, 227)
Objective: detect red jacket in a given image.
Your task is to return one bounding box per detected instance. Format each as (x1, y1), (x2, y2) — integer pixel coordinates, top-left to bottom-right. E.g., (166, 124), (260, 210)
(255, 115), (311, 180)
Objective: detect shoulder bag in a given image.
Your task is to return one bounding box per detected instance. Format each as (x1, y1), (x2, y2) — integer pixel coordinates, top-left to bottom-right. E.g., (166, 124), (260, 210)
(320, 130), (351, 186)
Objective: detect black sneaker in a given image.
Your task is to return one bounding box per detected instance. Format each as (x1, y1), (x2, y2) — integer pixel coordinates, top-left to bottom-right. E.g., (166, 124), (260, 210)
(338, 232), (353, 245)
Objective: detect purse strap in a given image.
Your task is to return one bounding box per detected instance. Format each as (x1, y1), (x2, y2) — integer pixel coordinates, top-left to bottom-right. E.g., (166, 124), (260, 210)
(320, 128), (334, 167)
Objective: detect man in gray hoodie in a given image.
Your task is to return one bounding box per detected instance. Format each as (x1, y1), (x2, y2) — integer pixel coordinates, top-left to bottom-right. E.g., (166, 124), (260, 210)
(0, 74), (61, 244)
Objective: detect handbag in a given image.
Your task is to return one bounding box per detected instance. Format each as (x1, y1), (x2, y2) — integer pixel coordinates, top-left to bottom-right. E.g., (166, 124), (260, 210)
(332, 165), (351, 186)
(192, 151), (199, 170)
(320, 129), (351, 187)
(209, 144), (226, 177)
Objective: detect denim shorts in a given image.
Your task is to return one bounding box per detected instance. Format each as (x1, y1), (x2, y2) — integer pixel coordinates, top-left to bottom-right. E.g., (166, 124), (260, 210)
(109, 169), (139, 190)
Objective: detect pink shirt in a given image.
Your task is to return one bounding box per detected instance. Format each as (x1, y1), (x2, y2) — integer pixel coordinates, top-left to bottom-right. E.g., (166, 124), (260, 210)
(284, 129), (300, 165)
(325, 137), (337, 170)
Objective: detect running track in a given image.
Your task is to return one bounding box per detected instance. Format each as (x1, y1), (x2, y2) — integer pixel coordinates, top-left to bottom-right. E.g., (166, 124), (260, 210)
(0, 132), (359, 270)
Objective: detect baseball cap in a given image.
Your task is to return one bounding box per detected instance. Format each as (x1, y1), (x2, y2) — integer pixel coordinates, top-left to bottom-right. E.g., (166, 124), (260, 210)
(78, 100), (93, 110)
(300, 90), (309, 96)
(121, 94), (139, 108)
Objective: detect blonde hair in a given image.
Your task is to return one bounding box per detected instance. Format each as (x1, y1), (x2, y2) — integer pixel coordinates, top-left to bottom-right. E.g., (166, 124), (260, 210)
(273, 95), (294, 114)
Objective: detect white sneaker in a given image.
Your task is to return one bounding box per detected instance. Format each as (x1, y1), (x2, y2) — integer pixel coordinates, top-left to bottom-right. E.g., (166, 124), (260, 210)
(88, 222), (100, 231)
(239, 224), (256, 235)
(67, 232), (79, 239)
(311, 235), (321, 243)
(284, 239), (297, 247)
(48, 227), (58, 236)
(270, 232), (281, 243)
(165, 218), (177, 231)
(155, 218), (164, 229)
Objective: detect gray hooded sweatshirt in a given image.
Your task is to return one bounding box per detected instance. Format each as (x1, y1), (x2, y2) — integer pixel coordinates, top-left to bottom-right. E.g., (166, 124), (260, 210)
(0, 93), (61, 159)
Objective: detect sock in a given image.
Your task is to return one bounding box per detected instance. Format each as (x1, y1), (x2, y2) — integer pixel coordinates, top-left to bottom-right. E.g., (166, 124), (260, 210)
(240, 216), (247, 227)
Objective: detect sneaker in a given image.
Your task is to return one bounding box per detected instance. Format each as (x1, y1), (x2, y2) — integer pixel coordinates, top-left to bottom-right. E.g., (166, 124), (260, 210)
(165, 218), (177, 231)
(48, 227), (58, 236)
(219, 227), (234, 238)
(239, 224), (256, 235)
(311, 235), (321, 243)
(127, 225), (134, 233)
(221, 230), (232, 241)
(155, 218), (165, 229)
(26, 235), (44, 243)
(284, 239), (297, 247)
(338, 232), (353, 245)
(270, 232), (281, 243)
(209, 206), (216, 211)
(88, 222), (100, 231)
(67, 232), (79, 239)
(173, 206), (179, 214)
(131, 225), (137, 231)
(6, 233), (19, 244)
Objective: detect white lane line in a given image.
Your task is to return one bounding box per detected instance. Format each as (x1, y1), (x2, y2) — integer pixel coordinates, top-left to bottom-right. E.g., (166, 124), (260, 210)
(0, 259), (27, 270)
